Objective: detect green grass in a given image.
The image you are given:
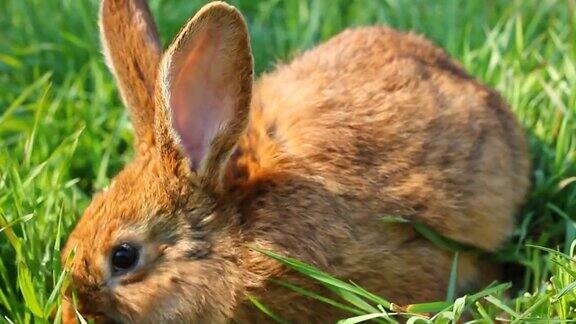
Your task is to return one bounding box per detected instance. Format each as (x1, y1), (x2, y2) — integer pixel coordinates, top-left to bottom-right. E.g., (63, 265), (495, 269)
(1, 0), (575, 322)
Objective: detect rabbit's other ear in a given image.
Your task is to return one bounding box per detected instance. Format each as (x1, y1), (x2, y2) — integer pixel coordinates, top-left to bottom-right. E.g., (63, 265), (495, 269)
(156, 2), (253, 188)
(100, 0), (161, 151)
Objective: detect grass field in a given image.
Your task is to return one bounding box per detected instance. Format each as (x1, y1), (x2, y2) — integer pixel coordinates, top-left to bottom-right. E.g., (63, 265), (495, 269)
(1, 0), (575, 322)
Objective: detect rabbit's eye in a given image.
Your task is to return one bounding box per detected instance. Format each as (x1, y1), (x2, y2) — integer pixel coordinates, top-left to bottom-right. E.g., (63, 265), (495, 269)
(111, 243), (139, 274)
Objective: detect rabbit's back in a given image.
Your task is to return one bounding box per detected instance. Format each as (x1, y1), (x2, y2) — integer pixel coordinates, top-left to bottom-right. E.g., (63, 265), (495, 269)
(242, 26), (530, 251)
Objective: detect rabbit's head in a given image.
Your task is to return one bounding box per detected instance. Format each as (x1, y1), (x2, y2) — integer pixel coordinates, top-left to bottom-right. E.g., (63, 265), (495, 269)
(61, 1), (253, 322)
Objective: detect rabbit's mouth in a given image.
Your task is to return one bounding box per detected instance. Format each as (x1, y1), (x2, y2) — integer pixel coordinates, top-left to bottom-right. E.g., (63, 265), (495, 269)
(87, 312), (121, 324)
(72, 298), (122, 324)
(62, 301), (120, 324)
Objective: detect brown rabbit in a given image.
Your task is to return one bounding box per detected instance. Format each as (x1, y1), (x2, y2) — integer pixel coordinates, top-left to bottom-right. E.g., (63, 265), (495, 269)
(61, 0), (530, 323)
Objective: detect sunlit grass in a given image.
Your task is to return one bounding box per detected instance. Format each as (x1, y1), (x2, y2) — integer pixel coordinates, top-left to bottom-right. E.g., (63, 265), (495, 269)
(0, 0), (575, 322)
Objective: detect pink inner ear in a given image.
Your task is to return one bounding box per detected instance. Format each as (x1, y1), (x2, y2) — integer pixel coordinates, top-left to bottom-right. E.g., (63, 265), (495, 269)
(169, 26), (235, 170)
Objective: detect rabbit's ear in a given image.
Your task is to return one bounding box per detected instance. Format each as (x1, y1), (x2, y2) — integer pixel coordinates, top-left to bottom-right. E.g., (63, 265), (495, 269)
(100, 0), (161, 151)
(156, 2), (253, 187)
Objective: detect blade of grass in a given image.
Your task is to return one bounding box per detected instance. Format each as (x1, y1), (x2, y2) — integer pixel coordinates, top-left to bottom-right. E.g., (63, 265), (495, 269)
(446, 252), (459, 302)
(247, 295), (290, 324)
(254, 248), (392, 309)
(484, 295), (520, 318)
(271, 279), (365, 316)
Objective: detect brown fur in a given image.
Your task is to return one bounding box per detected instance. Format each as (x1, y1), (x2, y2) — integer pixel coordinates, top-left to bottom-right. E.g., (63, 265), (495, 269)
(62, 1), (530, 323)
